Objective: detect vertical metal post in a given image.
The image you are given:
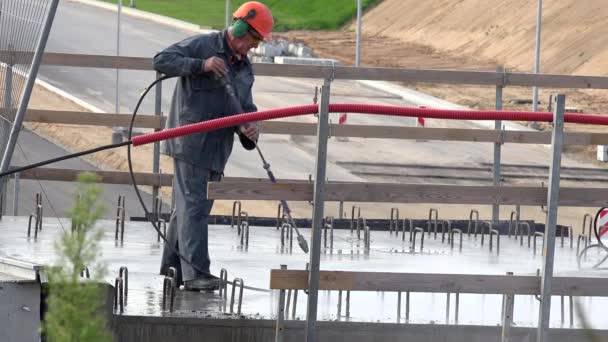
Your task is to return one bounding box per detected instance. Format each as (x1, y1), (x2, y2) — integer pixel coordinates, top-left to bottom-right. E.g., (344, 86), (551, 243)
(116, 0), (122, 116)
(275, 264), (287, 342)
(0, 0), (60, 195)
(225, 0), (231, 29)
(355, 0), (362, 67)
(501, 272), (515, 342)
(0, 63), (13, 216)
(152, 71), (162, 215)
(537, 94), (565, 342)
(493, 66), (504, 223)
(1, 63), (13, 149)
(532, 0), (543, 113)
(305, 78), (331, 342)
(12, 173), (19, 216)
(339, 201), (344, 219)
(112, 0), (123, 143)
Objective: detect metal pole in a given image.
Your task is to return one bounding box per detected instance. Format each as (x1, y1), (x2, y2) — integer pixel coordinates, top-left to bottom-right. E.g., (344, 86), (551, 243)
(0, 0), (60, 195)
(537, 94), (565, 342)
(12, 173), (19, 216)
(152, 71), (162, 217)
(116, 0), (122, 116)
(305, 78), (331, 342)
(225, 0), (231, 29)
(0, 63), (13, 216)
(355, 0), (362, 67)
(532, 0), (542, 112)
(493, 66), (504, 223)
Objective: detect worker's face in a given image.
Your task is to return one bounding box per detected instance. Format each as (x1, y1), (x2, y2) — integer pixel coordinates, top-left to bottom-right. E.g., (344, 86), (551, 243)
(234, 29), (263, 55)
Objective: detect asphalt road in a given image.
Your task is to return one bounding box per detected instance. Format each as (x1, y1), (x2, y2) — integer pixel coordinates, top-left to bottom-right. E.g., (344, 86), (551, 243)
(3, 0), (601, 221)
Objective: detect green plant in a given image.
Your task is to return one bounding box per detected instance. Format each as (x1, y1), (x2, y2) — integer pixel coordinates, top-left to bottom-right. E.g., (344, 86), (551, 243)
(43, 172), (112, 342)
(101, 0), (380, 31)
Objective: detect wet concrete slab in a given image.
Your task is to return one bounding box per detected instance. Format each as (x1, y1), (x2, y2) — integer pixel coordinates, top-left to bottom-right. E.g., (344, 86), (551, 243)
(1, 215), (608, 329)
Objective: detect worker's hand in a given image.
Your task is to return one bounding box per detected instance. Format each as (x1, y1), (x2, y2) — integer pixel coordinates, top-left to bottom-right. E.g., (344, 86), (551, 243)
(240, 122), (259, 142)
(203, 57), (228, 78)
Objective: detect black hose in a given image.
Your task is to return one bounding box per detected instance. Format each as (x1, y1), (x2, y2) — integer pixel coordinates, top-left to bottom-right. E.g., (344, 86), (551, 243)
(126, 75), (269, 292)
(0, 141), (131, 178)
(577, 207), (608, 269)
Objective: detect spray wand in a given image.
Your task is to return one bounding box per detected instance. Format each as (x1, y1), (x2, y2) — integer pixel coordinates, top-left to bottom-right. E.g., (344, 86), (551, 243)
(221, 76), (310, 253)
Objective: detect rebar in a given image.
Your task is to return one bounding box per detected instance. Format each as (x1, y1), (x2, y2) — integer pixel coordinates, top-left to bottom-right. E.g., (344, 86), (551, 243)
(162, 276), (175, 312)
(403, 218), (413, 242)
(357, 216), (366, 240)
(576, 234), (589, 256)
(533, 232), (545, 254)
(119, 266), (128, 305)
(350, 205), (360, 233)
(450, 229), (463, 252)
(468, 209), (479, 237)
(364, 225), (371, 252)
(280, 223), (291, 248)
(238, 211), (248, 235)
(508, 210), (519, 238)
(275, 202), (283, 230)
(582, 213), (593, 241)
(115, 195), (125, 243)
(489, 229), (500, 254)
(428, 208), (439, 238)
(114, 277), (124, 313)
(219, 268), (228, 299)
(390, 208), (399, 235)
(516, 222), (532, 247)
(231, 201), (241, 229)
(441, 220), (451, 243)
(412, 227), (425, 251)
(561, 225), (573, 248)
(240, 221), (249, 247)
(230, 277), (244, 315)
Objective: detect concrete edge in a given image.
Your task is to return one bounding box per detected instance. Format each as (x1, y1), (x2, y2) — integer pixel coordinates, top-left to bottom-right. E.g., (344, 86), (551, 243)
(68, 0), (216, 34)
(115, 315), (608, 337)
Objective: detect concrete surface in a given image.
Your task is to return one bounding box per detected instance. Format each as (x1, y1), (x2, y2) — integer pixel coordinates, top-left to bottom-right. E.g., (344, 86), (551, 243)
(1, 216), (608, 330)
(0, 280), (40, 342)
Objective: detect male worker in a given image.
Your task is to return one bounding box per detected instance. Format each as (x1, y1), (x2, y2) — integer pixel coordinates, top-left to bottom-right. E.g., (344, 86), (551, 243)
(153, 1), (273, 291)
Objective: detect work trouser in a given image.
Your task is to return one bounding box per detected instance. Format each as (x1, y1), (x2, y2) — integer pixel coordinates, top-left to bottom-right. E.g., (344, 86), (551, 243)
(159, 158), (222, 283)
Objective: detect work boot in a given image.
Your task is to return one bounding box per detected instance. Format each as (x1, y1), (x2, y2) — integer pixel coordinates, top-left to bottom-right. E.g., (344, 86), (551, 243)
(183, 274), (220, 292)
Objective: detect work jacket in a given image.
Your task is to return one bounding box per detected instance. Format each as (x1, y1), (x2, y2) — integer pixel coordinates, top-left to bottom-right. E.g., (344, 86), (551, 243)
(153, 30), (256, 171)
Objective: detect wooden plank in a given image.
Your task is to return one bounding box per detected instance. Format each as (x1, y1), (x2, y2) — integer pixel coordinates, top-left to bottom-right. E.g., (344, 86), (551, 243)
(14, 168), (306, 186)
(16, 168), (173, 186)
(269, 270), (608, 296)
(9, 110), (608, 145)
(261, 122), (608, 145)
(42, 53), (152, 70)
(20, 109), (165, 129)
(5, 51), (608, 89)
(208, 181), (608, 207)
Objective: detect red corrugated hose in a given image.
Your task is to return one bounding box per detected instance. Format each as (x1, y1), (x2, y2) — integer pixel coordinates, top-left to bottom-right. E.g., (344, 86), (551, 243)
(132, 103), (608, 147)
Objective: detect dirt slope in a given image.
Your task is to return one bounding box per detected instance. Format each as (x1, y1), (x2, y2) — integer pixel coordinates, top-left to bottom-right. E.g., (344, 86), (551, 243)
(358, 0), (608, 75)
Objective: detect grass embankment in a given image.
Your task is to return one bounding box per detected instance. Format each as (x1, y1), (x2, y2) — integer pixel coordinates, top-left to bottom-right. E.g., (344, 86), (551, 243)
(107, 0), (379, 30)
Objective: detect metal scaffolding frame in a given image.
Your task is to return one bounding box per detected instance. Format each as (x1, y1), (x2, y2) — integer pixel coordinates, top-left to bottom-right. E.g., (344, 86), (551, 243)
(0, 0), (60, 212)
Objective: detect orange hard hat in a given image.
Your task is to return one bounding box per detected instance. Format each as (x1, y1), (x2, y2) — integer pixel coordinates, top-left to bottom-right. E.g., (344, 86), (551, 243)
(233, 1), (274, 40)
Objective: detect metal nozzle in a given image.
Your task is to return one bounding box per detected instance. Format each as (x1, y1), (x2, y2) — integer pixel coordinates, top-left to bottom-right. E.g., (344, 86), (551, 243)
(297, 234), (309, 253)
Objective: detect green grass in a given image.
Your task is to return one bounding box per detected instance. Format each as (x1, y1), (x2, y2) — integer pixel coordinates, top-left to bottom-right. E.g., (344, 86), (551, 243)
(109, 0), (380, 31)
